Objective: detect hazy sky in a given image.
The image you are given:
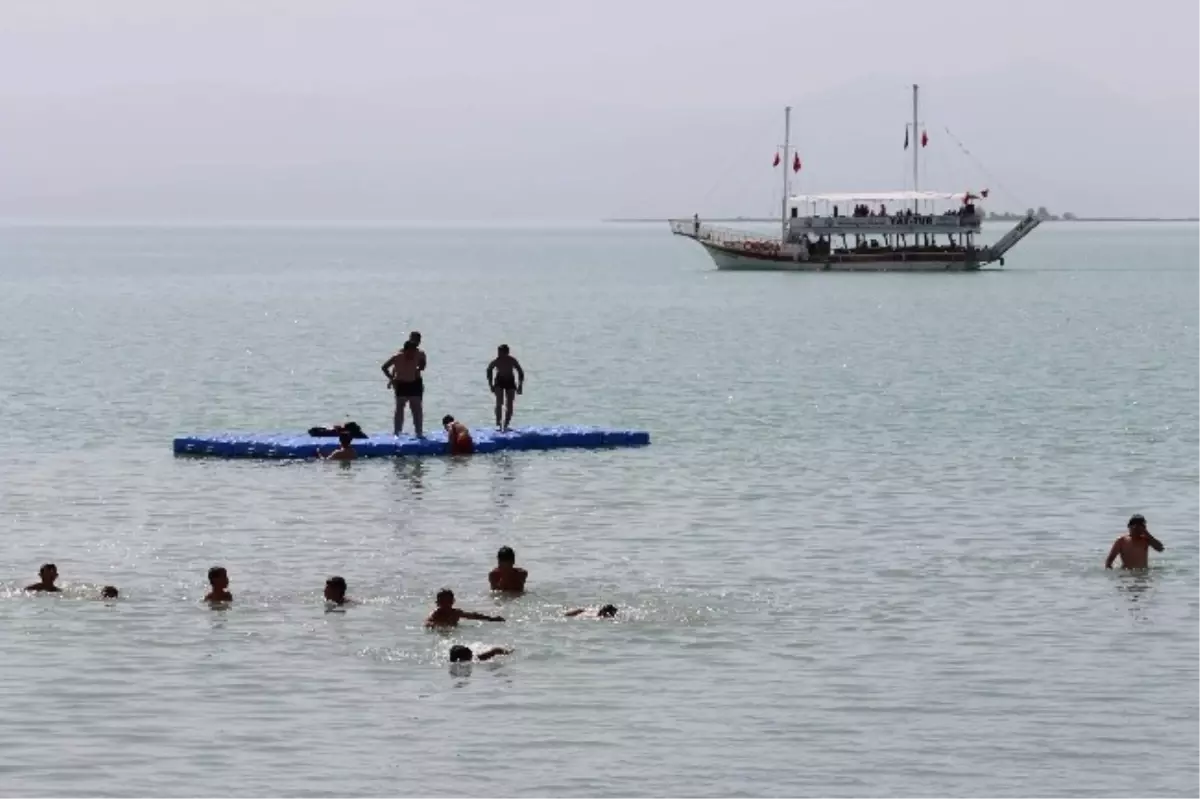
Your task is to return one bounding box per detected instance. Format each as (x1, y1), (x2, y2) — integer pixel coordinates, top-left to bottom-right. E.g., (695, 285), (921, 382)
(0, 0), (1196, 221)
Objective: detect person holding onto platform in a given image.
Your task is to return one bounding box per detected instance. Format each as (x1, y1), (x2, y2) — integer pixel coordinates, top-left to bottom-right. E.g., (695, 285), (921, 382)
(322, 431), (357, 462)
(205, 566), (233, 604)
(449, 644), (511, 663)
(382, 340), (424, 437)
(486, 344), (525, 431)
(1105, 514), (1165, 570)
(25, 563), (61, 593)
(488, 546), (528, 593)
(442, 415), (474, 455)
(565, 604), (618, 619)
(425, 588), (504, 628)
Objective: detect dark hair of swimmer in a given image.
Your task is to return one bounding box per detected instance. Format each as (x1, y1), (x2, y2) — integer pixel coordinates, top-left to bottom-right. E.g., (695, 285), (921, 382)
(402, 340), (417, 352)
(436, 588), (455, 605)
(498, 344), (510, 355)
(449, 644), (473, 663)
(338, 432), (353, 447)
(408, 331), (421, 344)
(102, 586), (119, 599)
(325, 576), (347, 602)
(497, 546), (515, 564)
(208, 566), (227, 585)
(40, 563), (57, 579)
(598, 604), (618, 617)
(442, 414), (455, 427)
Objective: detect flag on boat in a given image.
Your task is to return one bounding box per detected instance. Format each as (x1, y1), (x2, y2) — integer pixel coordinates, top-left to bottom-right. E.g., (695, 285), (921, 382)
(921, 130), (928, 148)
(773, 151), (780, 167)
(904, 127), (909, 150)
(793, 153), (801, 173)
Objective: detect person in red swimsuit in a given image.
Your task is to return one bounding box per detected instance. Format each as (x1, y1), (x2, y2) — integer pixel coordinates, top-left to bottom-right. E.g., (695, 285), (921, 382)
(442, 415), (474, 455)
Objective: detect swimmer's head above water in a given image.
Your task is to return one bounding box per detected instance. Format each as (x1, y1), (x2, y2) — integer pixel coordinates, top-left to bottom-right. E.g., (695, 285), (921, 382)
(1128, 514), (1147, 536)
(497, 546), (515, 565)
(101, 586), (119, 599)
(598, 604), (618, 618)
(436, 588), (455, 608)
(208, 566), (230, 593)
(325, 576), (347, 604)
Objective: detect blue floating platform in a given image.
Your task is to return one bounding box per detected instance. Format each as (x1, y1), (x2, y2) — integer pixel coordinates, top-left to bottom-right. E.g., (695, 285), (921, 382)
(173, 425), (651, 460)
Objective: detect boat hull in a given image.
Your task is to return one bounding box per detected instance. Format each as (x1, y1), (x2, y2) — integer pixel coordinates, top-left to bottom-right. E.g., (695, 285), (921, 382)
(701, 242), (983, 272)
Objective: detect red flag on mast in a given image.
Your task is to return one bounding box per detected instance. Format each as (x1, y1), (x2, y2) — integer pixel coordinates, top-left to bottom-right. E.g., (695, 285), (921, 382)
(921, 130), (928, 148)
(773, 152), (780, 167)
(793, 153), (801, 173)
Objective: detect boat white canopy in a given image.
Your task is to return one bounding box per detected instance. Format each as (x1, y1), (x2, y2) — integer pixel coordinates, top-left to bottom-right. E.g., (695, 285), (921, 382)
(789, 190), (981, 205)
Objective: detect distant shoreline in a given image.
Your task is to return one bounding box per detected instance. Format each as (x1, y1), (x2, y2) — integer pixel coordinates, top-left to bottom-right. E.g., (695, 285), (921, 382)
(604, 217), (1199, 224)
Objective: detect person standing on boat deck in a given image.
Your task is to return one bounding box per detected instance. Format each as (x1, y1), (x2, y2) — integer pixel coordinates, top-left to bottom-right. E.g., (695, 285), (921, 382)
(1105, 514), (1164, 570)
(487, 344), (525, 431)
(382, 340), (424, 437)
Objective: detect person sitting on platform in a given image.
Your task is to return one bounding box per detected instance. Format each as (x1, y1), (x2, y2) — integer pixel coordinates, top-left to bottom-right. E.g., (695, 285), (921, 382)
(322, 431), (357, 462)
(442, 415), (474, 455)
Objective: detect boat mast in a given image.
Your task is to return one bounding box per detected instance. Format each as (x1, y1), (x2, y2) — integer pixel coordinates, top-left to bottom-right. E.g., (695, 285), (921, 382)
(781, 105), (791, 241)
(911, 84), (919, 212)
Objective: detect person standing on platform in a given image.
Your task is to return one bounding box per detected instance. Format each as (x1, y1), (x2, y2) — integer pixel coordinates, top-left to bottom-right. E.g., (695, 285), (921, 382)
(486, 344), (525, 431)
(382, 340), (424, 437)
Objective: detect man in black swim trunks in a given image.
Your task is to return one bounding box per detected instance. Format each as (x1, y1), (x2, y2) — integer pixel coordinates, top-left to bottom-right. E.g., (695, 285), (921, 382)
(486, 344), (525, 431)
(382, 340), (424, 437)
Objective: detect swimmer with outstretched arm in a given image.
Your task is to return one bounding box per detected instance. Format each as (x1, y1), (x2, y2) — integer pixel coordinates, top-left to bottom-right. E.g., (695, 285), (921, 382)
(486, 344), (525, 431)
(450, 644), (511, 662)
(565, 604), (618, 618)
(425, 588), (504, 628)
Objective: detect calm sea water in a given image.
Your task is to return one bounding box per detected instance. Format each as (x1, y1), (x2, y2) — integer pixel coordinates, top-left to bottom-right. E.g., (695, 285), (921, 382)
(0, 221), (1196, 797)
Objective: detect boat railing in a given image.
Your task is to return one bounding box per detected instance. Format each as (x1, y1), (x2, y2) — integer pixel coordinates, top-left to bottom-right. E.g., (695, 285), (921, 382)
(670, 219), (783, 250)
(790, 213), (982, 232)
